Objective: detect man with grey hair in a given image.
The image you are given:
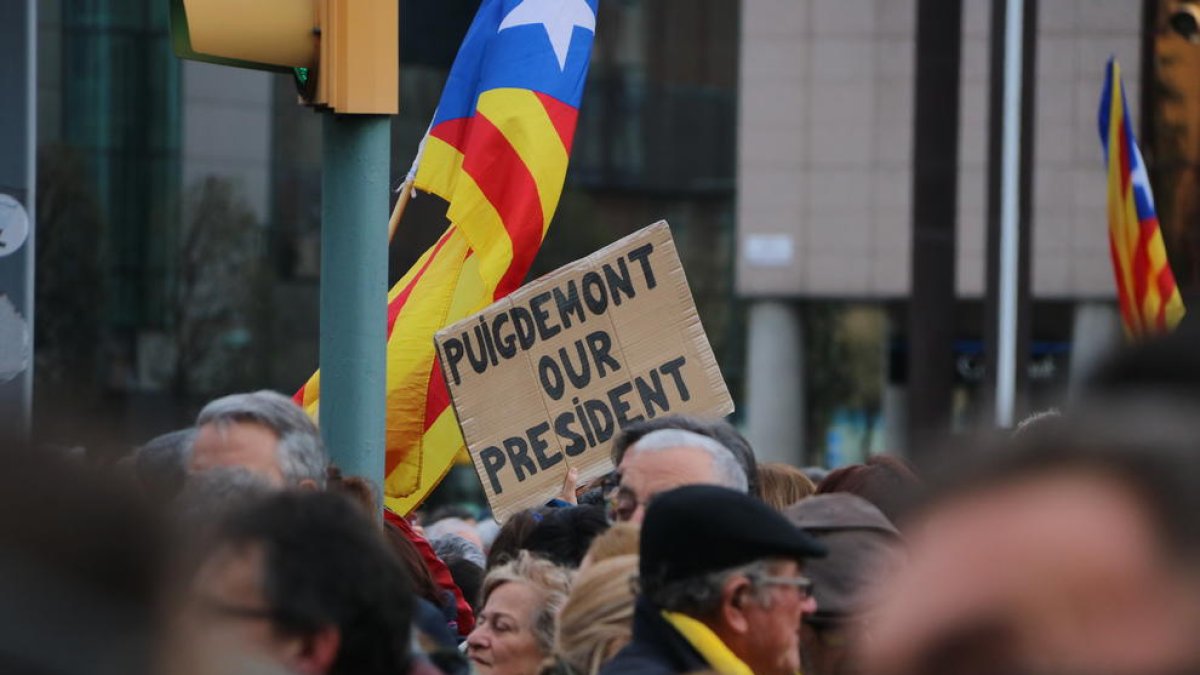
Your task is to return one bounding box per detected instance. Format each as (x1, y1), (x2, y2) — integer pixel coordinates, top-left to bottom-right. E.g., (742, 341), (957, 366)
(601, 485), (825, 674)
(611, 415), (760, 496)
(189, 390), (328, 490)
(608, 428), (747, 523)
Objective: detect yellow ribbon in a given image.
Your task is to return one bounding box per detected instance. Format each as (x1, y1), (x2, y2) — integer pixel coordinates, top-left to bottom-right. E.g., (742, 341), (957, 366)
(661, 611), (755, 675)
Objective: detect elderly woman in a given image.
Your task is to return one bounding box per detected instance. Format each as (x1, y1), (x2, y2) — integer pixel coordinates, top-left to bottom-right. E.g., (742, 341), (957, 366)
(468, 552), (572, 675)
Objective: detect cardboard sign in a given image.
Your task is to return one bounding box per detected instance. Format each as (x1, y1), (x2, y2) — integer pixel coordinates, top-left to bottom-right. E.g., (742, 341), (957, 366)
(435, 221), (735, 521)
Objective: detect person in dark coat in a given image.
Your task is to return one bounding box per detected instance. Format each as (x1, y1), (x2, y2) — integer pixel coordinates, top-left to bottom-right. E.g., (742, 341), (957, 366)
(600, 485), (826, 675)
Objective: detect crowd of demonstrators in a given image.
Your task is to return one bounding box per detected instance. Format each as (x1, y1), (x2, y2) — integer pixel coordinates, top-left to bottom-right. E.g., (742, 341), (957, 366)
(17, 329), (1200, 675)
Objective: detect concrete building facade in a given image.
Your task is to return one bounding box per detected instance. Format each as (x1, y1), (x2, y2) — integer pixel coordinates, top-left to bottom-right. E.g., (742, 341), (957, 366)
(737, 0), (1137, 462)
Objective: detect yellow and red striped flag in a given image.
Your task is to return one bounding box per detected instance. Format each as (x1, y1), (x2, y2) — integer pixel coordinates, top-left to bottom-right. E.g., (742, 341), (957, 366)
(1099, 58), (1185, 338)
(295, 0), (598, 513)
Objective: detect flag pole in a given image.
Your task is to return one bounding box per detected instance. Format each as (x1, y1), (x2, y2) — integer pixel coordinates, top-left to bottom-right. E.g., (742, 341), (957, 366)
(388, 176), (414, 242)
(995, 0), (1025, 428)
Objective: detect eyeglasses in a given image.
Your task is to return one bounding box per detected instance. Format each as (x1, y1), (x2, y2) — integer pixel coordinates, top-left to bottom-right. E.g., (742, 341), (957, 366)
(194, 596), (316, 633)
(195, 596), (279, 622)
(605, 485), (642, 523)
(751, 574), (815, 598)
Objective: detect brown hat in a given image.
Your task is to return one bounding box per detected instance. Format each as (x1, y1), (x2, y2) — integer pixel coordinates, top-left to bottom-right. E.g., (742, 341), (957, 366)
(784, 494), (902, 624)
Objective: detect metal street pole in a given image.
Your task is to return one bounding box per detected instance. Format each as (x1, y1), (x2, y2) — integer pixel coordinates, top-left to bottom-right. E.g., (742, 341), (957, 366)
(985, 0), (1036, 429)
(996, 0), (1025, 427)
(0, 0), (36, 442)
(320, 114), (390, 494)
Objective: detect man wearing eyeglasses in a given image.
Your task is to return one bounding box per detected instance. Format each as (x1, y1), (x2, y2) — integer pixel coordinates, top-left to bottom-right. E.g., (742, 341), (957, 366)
(601, 485), (826, 675)
(606, 428), (750, 524)
(185, 491), (415, 675)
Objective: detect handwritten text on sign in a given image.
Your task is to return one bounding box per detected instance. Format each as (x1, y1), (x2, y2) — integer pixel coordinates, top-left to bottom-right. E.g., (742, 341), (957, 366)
(435, 222), (734, 521)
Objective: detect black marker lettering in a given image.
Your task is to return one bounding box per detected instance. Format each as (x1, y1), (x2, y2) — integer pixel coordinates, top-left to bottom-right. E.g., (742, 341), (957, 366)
(585, 331), (621, 377)
(627, 243), (657, 289)
(528, 422), (562, 471)
(503, 436), (537, 482)
(479, 446), (507, 494)
(660, 356), (690, 402)
(538, 355), (565, 400)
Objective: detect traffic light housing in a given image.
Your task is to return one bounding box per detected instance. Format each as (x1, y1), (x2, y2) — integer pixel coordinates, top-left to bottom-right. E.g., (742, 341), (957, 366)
(170, 0), (398, 115)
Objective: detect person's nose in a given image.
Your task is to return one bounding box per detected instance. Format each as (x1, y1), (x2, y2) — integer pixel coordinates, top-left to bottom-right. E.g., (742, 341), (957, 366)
(466, 626), (490, 651)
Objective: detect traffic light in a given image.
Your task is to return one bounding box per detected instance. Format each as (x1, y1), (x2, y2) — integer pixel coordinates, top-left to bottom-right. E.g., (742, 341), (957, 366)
(169, 0), (398, 115)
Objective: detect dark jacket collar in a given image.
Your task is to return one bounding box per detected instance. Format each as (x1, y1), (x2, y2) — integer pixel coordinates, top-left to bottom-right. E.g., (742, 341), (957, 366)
(599, 598), (710, 675)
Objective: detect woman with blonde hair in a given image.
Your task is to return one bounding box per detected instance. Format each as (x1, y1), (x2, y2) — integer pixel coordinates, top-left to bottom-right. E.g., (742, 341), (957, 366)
(468, 552), (572, 675)
(757, 461), (817, 510)
(579, 522), (639, 569)
(545, 554), (639, 675)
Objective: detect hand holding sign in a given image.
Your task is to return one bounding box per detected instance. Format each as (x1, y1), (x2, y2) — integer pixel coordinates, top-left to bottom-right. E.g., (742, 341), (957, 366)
(435, 221), (734, 521)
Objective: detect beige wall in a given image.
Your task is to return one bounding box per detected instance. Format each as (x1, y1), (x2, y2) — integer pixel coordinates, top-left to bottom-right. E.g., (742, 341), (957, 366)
(736, 0), (1141, 299)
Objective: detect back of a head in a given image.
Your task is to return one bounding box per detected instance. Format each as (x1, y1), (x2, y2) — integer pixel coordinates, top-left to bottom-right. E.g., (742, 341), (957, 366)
(176, 466), (276, 529)
(134, 428), (195, 504)
(757, 462), (817, 510)
(611, 415), (760, 496)
(583, 522), (640, 566)
(196, 390), (328, 488)
(524, 505), (610, 568)
(0, 448), (167, 675)
(784, 493), (901, 624)
(214, 491), (414, 675)
(445, 555), (486, 614)
(555, 554), (639, 675)
(381, 520), (444, 609)
(425, 516), (484, 553)
(627, 428), (749, 493)
(816, 455), (920, 525)
(1083, 322), (1200, 403)
(487, 508), (547, 569)
(430, 532), (487, 570)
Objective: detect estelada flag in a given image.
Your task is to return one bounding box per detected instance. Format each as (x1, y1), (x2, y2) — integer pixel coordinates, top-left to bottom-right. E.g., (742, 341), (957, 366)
(295, 0), (598, 513)
(1099, 58), (1185, 338)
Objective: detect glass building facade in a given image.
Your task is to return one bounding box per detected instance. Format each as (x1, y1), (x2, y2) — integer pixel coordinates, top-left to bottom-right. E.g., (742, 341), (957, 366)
(53, 0), (181, 330)
(35, 0), (742, 451)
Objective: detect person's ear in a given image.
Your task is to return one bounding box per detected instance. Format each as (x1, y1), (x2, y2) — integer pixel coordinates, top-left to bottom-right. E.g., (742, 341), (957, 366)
(296, 478), (320, 491)
(721, 576), (752, 634)
(292, 625), (341, 675)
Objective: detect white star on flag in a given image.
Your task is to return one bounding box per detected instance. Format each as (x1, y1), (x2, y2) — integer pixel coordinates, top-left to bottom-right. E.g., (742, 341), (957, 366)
(499, 0), (596, 71)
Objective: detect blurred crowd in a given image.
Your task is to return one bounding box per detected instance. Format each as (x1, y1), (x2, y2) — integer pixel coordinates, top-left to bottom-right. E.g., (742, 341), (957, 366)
(4, 326), (1200, 675)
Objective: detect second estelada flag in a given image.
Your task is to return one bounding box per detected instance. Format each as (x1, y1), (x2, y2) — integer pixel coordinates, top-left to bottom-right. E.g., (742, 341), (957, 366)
(296, 0), (598, 512)
(1099, 58), (1185, 338)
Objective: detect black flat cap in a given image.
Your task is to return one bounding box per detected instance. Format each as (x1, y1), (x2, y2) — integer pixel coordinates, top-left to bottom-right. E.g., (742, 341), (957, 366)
(639, 485), (826, 590)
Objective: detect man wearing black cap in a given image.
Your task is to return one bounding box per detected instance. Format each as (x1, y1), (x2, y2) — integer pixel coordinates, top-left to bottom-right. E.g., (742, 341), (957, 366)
(600, 485), (826, 675)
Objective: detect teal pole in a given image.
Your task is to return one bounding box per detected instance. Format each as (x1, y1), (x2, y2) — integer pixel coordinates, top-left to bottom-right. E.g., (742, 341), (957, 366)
(320, 113), (390, 497)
